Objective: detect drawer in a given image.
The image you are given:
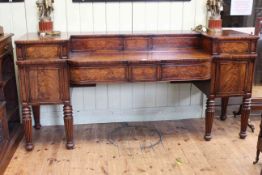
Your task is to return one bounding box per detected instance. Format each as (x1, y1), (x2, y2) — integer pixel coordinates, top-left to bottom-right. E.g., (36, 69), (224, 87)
(70, 66), (128, 84)
(161, 62), (211, 81)
(16, 42), (68, 60)
(0, 37), (12, 55)
(25, 44), (61, 59)
(218, 41), (249, 54)
(129, 65), (158, 81)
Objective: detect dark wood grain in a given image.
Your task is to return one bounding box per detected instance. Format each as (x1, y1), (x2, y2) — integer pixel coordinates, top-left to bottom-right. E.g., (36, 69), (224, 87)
(204, 95), (215, 141)
(22, 104), (33, 151)
(240, 94), (252, 139)
(15, 30), (259, 150)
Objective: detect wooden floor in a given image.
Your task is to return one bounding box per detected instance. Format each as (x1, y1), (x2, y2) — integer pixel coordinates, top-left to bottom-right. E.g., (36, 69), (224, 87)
(4, 116), (262, 175)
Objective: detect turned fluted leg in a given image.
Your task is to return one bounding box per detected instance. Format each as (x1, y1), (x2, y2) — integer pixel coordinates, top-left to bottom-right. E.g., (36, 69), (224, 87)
(22, 104), (34, 151)
(239, 94), (251, 139)
(63, 102), (74, 149)
(220, 97), (229, 121)
(204, 95), (215, 141)
(32, 105), (41, 130)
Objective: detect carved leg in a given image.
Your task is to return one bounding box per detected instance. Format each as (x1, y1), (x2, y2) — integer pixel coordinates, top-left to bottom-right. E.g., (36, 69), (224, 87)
(32, 105), (41, 130)
(232, 104), (255, 132)
(63, 102), (74, 149)
(220, 97), (229, 121)
(239, 94), (251, 139)
(22, 104), (34, 151)
(204, 95), (215, 141)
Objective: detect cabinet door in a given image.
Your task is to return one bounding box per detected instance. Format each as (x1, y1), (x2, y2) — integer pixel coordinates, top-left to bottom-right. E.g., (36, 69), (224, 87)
(17, 59), (70, 104)
(214, 60), (254, 96)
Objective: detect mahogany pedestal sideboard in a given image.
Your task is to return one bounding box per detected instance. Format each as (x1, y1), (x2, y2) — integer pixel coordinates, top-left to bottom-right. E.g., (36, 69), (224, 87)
(15, 30), (258, 151)
(0, 34), (22, 174)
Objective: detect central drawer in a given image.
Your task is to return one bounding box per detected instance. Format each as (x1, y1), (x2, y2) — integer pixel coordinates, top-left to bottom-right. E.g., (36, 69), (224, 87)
(129, 63), (159, 82)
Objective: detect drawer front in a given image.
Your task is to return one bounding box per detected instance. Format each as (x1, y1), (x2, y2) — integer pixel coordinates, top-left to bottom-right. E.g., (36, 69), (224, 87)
(130, 65), (158, 81)
(18, 60), (70, 104)
(0, 37), (12, 55)
(16, 43), (68, 60)
(70, 66), (128, 84)
(161, 62), (211, 81)
(218, 41), (249, 54)
(25, 44), (61, 59)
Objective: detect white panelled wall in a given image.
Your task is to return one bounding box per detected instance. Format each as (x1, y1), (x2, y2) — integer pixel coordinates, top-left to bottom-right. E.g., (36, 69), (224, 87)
(0, 0), (209, 125)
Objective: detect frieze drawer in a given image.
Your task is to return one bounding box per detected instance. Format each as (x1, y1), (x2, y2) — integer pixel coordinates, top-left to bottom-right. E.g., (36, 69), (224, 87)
(70, 66), (128, 84)
(161, 62), (211, 81)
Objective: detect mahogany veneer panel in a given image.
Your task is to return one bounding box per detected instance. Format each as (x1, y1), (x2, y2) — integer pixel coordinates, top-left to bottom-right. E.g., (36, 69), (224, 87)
(70, 66), (128, 84)
(25, 45), (61, 59)
(130, 65), (158, 81)
(152, 36), (200, 50)
(124, 37), (150, 50)
(216, 62), (247, 95)
(17, 59), (70, 104)
(71, 37), (123, 52)
(161, 62), (211, 81)
(218, 41), (249, 54)
(70, 34), (201, 52)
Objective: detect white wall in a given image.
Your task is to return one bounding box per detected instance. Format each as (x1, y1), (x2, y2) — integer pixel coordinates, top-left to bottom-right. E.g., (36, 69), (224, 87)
(0, 0), (208, 125)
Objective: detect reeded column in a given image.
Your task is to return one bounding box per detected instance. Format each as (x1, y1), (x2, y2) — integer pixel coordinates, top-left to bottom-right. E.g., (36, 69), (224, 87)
(22, 104), (34, 151)
(204, 95), (215, 141)
(63, 102), (74, 149)
(239, 93), (251, 139)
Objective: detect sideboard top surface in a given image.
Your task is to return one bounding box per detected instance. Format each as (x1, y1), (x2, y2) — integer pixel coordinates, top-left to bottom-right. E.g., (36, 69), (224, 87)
(68, 48), (211, 65)
(15, 30), (258, 44)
